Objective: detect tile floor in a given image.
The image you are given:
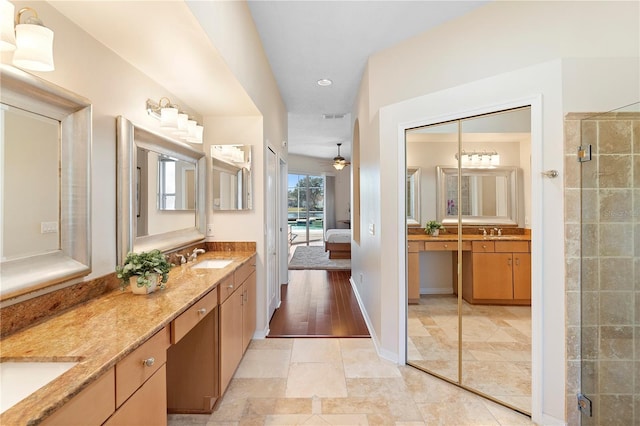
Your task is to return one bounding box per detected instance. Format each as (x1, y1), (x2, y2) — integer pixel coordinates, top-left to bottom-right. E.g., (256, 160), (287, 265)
(168, 338), (534, 425)
(407, 295), (531, 414)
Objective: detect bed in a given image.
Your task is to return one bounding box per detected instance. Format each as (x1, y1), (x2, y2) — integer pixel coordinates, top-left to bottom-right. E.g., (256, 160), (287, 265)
(325, 229), (351, 259)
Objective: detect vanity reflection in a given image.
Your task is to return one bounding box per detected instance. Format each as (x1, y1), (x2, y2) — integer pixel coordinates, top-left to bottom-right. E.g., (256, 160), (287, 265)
(117, 117), (205, 264)
(0, 65), (91, 301)
(211, 144), (252, 211)
(405, 106), (532, 415)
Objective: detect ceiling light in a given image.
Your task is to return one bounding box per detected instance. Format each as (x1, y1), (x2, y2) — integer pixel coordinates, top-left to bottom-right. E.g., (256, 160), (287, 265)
(2, 5), (55, 71)
(317, 78), (332, 87)
(146, 98), (204, 144)
(333, 143), (350, 171)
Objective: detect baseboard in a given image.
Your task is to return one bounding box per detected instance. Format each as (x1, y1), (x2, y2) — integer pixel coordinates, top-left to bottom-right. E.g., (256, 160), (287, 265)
(349, 277), (398, 364)
(420, 288), (452, 295)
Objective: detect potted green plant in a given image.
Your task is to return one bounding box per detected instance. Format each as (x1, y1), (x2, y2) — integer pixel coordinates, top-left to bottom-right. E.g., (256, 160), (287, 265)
(424, 220), (445, 237)
(116, 249), (173, 294)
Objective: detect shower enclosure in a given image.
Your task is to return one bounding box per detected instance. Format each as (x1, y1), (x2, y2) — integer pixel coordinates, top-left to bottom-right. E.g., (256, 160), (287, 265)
(573, 102), (639, 425)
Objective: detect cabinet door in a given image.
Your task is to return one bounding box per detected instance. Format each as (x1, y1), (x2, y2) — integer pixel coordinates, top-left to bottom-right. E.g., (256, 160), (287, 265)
(219, 286), (243, 394)
(242, 270), (257, 353)
(472, 253), (513, 300)
(407, 242), (421, 304)
(513, 252), (531, 300)
(104, 365), (167, 426)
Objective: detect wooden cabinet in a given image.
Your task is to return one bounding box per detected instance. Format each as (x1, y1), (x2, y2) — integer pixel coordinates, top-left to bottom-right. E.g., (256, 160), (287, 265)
(41, 368), (115, 426)
(167, 288), (219, 414)
(220, 256), (256, 395)
(104, 366), (167, 426)
(463, 241), (531, 305)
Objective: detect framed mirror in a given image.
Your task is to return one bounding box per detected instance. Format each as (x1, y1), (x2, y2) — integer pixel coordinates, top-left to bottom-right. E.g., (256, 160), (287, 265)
(211, 144), (252, 211)
(0, 65), (92, 301)
(117, 116), (206, 264)
(436, 165), (521, 226)
(407, 167), (421, 225)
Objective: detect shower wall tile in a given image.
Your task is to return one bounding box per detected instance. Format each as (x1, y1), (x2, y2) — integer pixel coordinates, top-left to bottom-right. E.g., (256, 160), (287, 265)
(565, 223), (581, 258)
(581, 291), (600, 327)
(633, 120), (640, 153)
(580, 189), (598, 223)
(580, 325), (598, 360)
(598, 120), (633, 154)
(633, 155), (640, 187)
(564, 188), (581, 223)
(599, 155), (632, 188)
(599, 223), (632, 257)
(599, 189), (633, 223)
(600, 258), (634, 291)
(581, 120), (598, 150)
(600, 291), (634, 325)
(564, 153), (581, 188)
(564, 119), (581, 155)
(580, 257), (598, 292)
(598, 394), (633, 426)
(599, 326), (633, 360)
(566, 290), (581, 327)
(581, 224), (599, 257)
(599, 360), (634, 393)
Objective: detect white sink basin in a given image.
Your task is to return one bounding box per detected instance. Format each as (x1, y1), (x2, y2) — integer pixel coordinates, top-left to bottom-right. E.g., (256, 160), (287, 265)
(0, 361), (78, 414)
(191, 259), (233, 269)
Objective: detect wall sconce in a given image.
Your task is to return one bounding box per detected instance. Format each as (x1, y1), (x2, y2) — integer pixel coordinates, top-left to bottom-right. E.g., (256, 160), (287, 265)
(146, 98), (204, 144)
(0, 1), (55, 71)
(455, 149), (500, 167)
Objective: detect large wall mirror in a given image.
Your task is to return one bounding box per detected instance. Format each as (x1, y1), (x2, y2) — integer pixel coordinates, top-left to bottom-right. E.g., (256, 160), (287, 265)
(436, 166), (520, 226)
(0, 65), (92, 301)
(211, 144), (252, 211)
(116, 116), (205, 264)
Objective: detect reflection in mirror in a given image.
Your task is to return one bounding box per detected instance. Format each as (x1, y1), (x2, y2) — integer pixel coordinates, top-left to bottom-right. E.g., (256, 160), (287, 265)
(0, 65), (91, 301)
(117, 116), (205, 264)
(211, 144), (252, 211)
(437, 166), (520, 226)
(406, 167), (420, 225)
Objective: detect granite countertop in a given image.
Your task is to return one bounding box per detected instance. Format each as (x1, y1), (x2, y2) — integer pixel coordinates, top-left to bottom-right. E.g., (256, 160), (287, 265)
(0, 250), (256, 425)
(408, 233), (531, 242)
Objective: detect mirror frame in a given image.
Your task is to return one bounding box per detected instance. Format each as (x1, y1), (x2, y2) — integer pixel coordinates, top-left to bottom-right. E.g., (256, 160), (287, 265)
(116, 116), (206, 264)
(0, 65), (92, 301)
(436, 165), (520, 226)
(407, 167), (421, 225)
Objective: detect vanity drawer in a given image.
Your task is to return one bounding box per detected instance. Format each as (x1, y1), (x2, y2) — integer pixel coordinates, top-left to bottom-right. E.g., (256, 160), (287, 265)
(408, 241), (423, 252)
(234, 256), (256, 285)
(115, 326), (170, 407)
(495, 241), (530, 253)
(218, 274), (238, 304)
(472, 241), (495, 253)
(424, 241), (471, 251)
(171, 289), (218, 344)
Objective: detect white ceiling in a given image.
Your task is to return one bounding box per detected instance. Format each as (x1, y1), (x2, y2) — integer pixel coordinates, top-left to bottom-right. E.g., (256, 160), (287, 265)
(246, 1), (488, 160)
(50, 1), (488, 162)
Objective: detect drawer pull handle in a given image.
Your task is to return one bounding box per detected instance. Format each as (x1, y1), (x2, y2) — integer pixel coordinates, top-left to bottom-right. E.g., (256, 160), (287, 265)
(143, 357), (155, 367)
(198, 308), (207, 315)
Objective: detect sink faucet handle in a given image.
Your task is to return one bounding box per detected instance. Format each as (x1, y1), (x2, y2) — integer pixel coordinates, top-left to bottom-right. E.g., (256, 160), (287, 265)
(497, 228), (502, 236)
(176, 254), (186, 264)
(479, 227), (487, 236)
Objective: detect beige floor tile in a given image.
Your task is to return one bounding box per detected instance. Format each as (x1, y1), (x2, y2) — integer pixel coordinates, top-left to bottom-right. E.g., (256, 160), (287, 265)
(482, 399), (534, 424)
(250, 338), (294, 350)
(320, 397), (390, 415)
(286, 362), (348, 397)
(235, 349), (292, 378)
(417, 400), (501, 425)
(223, 378), (288, 403)
(341, 348), (402, 378)
(291, 339), (342, 363)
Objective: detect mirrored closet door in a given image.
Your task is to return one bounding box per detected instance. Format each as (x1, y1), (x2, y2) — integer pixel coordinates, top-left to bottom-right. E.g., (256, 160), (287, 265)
(406, 107), (532, 415)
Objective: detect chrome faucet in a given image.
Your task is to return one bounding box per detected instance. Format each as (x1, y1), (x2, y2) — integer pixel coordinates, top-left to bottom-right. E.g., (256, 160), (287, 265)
(189, 248), (205, 262)
(479, 227), (487, 236)
(176, 254), (186, 265)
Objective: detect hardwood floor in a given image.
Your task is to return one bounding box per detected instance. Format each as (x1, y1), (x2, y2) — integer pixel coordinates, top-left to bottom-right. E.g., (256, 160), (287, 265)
(268, 269), (369, 338)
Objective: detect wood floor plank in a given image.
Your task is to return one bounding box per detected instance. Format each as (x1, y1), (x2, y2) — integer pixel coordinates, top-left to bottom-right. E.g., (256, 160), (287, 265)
(268, 269), (369, 338)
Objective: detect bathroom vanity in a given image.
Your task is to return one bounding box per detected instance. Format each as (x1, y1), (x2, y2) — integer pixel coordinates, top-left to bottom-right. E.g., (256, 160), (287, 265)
(408, 234), (531, 305)
(0, 250), (256, 425)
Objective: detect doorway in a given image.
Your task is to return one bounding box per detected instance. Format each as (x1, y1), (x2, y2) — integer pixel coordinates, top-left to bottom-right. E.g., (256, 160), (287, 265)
(287, 174), (325, 247)
(405, 106), (533, 415)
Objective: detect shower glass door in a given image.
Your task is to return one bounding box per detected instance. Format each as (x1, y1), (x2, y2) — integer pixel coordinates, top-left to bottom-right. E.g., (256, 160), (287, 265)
(579, 102), (639, 425)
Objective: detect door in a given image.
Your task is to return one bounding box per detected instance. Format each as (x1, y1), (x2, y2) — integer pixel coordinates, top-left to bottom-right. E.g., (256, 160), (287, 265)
(578, 102), (639, 425)
(266, 147), (279, 321)
(287, 174), (325, 245)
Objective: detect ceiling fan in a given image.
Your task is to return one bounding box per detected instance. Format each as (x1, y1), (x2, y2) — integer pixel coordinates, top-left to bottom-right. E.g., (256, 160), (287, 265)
(332, 143), (350, 170)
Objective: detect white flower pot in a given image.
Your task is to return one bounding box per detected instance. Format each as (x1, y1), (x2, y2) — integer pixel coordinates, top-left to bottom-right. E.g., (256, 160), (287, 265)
(129, 274), (158, 295)
(431, 229), (439, 237)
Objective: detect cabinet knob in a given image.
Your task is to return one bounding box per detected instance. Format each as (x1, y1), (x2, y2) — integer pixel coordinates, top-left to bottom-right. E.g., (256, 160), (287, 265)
(143, 357), (155, 367)
(227, 284), (234, 289)
(482, 244), (487, 249)
(515, 258), (520, 266)
(443, 244), (448, 248)
(198, 308), (207, 315)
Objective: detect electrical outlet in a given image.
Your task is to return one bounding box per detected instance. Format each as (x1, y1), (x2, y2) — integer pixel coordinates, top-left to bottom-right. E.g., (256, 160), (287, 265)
(206, 224), (214, 236)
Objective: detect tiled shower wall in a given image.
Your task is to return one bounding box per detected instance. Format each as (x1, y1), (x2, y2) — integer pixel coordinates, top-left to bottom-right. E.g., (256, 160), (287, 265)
(564, 112), (639, 425)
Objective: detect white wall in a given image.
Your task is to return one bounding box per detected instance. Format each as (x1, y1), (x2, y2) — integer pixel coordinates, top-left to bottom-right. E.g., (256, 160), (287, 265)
(353, 1), (639, 424)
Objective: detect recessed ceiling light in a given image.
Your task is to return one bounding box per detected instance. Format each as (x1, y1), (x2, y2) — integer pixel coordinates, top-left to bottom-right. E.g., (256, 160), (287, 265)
(317, 78), (332, 87)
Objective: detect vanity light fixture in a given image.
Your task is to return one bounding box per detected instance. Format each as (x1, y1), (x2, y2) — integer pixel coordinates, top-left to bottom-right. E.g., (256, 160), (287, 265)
(455, 149), (500, 167)
(146, 98), (204, 144)
(4, 5), (56, 71)
(0, 0), (16, 51)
